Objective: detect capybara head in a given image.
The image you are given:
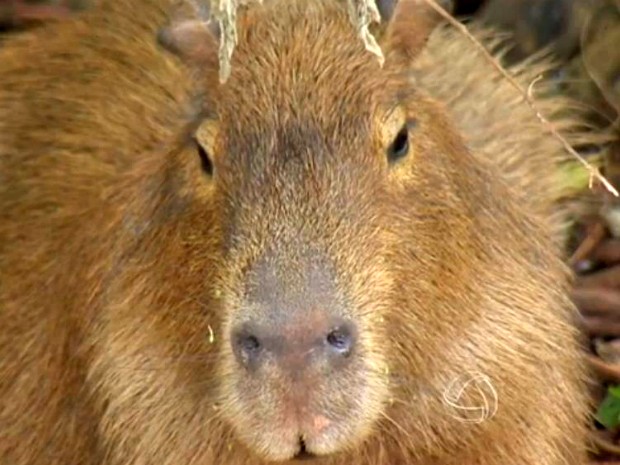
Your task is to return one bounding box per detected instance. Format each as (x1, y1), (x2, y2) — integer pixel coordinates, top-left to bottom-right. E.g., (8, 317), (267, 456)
(86, 0), (558, 463)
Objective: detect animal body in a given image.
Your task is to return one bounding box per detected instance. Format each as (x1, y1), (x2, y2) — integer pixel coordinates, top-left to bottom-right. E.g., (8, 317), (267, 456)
(0, 0), (593, 464)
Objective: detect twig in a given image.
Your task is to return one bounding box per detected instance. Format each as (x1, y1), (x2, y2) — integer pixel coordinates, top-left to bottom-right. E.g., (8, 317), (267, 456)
(588, 354), (620, 383)
(420, 0), (619, 198)
(590, 430), (620, 456)
(569, 219), (607, 266)
(528, 76), (619, 197)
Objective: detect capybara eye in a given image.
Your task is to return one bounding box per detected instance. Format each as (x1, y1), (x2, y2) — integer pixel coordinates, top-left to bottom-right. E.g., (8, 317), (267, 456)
(387, 123), (410, 163)
(195, 139), (213, 175)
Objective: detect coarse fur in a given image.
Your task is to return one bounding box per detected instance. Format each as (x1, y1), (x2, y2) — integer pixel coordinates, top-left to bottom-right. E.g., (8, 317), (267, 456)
(0, 0), (593, 464)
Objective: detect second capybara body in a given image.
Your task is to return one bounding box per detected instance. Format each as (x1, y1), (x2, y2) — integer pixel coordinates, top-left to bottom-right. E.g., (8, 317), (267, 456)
(0, 0), (593, 464)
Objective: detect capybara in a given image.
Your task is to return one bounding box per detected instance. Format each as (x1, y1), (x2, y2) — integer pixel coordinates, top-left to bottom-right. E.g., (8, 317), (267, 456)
(0, 0), (595, 464)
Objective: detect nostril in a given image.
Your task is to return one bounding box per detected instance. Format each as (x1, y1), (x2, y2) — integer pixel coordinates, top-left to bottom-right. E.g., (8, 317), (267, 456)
(240, 334), (261, 353)
(232, 329), (262, 367)
(326, 326), (353, 356)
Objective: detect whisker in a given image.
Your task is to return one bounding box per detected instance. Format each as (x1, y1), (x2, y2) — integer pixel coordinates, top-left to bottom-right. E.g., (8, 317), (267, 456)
(379, 410), (411, 441)
(101, 353), (221, 371)
(378, 411), (414, 459)
(106, 381), (222, 411)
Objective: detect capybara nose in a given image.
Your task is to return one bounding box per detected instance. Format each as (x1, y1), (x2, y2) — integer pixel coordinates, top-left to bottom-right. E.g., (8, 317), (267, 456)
(231, 319), (356, 372)
(232, 252), (357, 373)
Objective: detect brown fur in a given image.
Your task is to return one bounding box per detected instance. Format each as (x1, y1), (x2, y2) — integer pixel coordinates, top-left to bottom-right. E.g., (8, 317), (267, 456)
(0, 0), (593, 464)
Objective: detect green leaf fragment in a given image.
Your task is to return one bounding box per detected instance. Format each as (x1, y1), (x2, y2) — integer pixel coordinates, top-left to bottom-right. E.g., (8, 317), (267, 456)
(609, 384), (620, 398)
(556, 158), (600, 196)
(595, 384), (620, 429)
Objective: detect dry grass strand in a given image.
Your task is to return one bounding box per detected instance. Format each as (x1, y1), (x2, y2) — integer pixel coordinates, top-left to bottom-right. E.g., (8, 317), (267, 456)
(347, 0), (385, 66)
(419, 0), (618, 197)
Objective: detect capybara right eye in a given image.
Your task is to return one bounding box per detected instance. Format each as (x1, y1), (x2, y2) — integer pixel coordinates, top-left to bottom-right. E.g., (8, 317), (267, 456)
(196, 139), (213, 175)
(387, 123), (410, 164)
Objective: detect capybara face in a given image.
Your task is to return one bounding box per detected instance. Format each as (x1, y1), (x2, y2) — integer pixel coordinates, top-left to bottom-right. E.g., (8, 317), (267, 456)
(94, 1), (480, 463)
(194, 4), (461, 461)
(202, 6), (405, 458)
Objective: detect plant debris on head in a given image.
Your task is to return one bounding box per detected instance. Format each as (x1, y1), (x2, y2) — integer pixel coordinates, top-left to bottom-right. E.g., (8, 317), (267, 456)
(209, 0), (385, 83)
(209, 0), (263, 83)
(346, 0), (385, 66)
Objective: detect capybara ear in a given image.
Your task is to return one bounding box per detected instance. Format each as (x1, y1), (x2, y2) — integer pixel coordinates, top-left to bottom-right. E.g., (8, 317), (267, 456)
(157, 4), (220, 71)
(378, 0), (453, 66)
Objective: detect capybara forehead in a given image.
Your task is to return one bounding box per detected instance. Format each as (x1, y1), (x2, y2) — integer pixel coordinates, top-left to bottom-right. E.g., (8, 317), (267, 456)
(213, 0), (404, 133)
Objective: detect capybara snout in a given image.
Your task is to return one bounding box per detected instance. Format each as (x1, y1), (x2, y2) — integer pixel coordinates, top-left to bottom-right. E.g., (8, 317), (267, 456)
(230, 254), (357, 373)
(218, 209), (392, 461)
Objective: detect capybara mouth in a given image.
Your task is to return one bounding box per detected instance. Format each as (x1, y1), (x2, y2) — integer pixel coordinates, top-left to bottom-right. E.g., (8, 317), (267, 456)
(221, 369), (386, 461)
(292, 439), (317, 461)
